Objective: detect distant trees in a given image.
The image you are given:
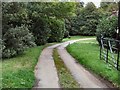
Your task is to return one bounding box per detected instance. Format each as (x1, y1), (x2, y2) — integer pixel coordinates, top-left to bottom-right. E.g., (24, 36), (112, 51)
(66, 2), (100, 36)
(78, 2), (99, 35)
(27, 2), (76, 45)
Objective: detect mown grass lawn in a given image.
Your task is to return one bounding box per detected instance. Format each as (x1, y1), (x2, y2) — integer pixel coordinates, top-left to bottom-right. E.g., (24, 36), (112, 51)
(67, 39), (120, 88)
(2, 46), (44, 88)
(62, 36), (95, 42)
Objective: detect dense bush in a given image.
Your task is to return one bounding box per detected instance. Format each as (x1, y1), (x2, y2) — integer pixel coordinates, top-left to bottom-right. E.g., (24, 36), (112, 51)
(2, 2), (35, 58)
(96, 16), (118, 44)
(2, 26), (36, 58)
(67, 17), (80, 35)
(48, 19), (65, 42)
(30, 17), (50, 45)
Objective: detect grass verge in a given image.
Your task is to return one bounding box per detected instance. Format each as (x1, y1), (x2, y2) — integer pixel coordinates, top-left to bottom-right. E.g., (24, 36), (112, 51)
(66, 39), (120, 88)
(2, 46), (44, 88)
(62, 36), (95, 42)
(53, 49), (80, 88)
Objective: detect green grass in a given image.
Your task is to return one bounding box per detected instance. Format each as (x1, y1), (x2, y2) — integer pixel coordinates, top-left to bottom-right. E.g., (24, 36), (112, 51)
(67, 39), (120, 88)
(62, 35), (95, 42)
(53, 49), (80, 88)
(2, 46), (44, 88)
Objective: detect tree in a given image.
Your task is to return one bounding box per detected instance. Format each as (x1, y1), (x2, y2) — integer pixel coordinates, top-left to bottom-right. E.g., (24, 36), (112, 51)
(2, 2), (29, 34)
(100, 1), (118, 12)
(48, 18), (65, 42)
(2, 2), (35, 58)
(27, 2), (76, 45)
(69, 2), (100, 36)
(96, 16), (118, 44)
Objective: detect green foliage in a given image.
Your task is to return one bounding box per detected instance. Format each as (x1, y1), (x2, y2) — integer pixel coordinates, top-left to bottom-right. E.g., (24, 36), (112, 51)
(2, 2), (77, 58)
(27, 2), (76, 45)
(32, 18), (50, 45)
(2, 2), (29, 34)
(2, 26), (36, 58)
(96, 16), (118, 43)
(2, 2), (35, 58)
(78, 2), (99, 36)
(66, 2), (99, 36)
(52, 2), (76, 18)
(48, 19), (65, 42)
(27, 3), (51, 45)
(27, 2), (75, 45)
(2, 2), (118, 59)
(100, 2), (118, 12)
(67, 17), (80, 35)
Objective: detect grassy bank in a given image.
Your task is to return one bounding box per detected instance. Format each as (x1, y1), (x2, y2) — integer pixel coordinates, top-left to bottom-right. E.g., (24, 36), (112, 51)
(67, 39), (120, 88)
(2, 46), (44, 88)
(53, 49), (80, 88)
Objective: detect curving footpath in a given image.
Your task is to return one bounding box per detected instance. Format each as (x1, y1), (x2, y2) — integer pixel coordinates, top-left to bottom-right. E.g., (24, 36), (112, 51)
(33, 38), (113, 89)
(57, 38), (112, 88)
(33, 44), (61, 88)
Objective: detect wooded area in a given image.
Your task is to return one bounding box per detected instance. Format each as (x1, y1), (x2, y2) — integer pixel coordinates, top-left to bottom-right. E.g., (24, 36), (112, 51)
(2, 2), (119, 58)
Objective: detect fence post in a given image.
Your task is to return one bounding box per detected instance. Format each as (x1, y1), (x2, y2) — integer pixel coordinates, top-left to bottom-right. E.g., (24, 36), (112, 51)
(117, 42), (119, 70)
(106, 40), (109, 63)
(117, 1), (120, 70)
(100, 43), (102, 60)
(100, 35), (103, 60)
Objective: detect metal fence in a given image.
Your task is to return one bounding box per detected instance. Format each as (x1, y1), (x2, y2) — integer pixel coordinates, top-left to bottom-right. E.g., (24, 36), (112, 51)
(100, 36), (120, 71)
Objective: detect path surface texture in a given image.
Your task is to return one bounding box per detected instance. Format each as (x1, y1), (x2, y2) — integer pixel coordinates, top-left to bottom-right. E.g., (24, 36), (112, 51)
(34, 44), (61, 88)
(34, 38), (113, 88)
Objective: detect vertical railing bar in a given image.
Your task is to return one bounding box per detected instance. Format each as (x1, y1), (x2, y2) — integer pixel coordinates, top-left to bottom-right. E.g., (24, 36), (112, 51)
(101, 38), (107, 61)
(117, 42), (120, 70)
(108, 40), (116, 67)
(106, 40), (109, 63)
(100, 35), (120, 70)
(100, 42), (102, 60)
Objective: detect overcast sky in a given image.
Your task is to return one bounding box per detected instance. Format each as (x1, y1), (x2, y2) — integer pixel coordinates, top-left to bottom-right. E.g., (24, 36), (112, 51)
(81, 0), (101, 7)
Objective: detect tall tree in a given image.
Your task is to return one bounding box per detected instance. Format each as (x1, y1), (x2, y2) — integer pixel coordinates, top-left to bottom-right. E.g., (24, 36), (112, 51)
(76, 2), (99, 35)
(27, 2), (76, 45)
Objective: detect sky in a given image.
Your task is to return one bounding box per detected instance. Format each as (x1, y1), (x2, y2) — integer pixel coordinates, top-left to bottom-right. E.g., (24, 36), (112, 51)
(81, 0), (101, 7)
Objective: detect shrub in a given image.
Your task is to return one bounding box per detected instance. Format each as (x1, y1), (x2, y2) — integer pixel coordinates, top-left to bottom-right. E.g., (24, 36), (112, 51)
(96, 16), (118, 44)
(48, 19), (65, 42)
(31, 17), (51, 45)
(2, 25), (36, 58)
